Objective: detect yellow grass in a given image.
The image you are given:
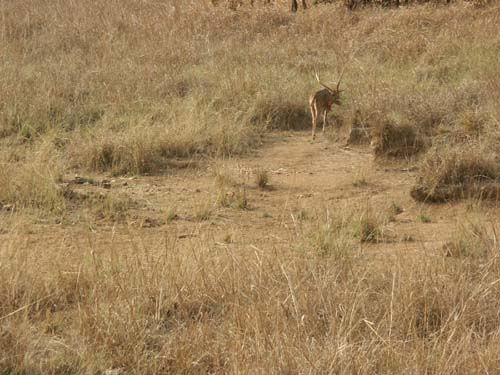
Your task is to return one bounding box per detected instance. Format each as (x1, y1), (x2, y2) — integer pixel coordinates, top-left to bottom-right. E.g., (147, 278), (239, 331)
(1, 0), (500, 373)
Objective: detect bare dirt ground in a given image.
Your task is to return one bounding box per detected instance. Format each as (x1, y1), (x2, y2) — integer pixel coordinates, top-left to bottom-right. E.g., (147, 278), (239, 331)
(4, 130), (489, 258)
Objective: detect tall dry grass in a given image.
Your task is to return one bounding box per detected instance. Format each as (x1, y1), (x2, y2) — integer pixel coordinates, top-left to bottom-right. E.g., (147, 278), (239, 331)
(2, 1), (500, 373)
(2, 1), (499, 175)
(2, 206), (500, 373)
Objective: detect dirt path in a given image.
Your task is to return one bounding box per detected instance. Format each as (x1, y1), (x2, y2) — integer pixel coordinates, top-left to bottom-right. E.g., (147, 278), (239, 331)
(112, 131), (462, 254)
(3, 131), (480, 255)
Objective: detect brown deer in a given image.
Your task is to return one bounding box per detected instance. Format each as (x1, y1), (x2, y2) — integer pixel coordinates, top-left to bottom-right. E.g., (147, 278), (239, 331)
(291, 0), (307, 12)
(309, 73), (344, 140)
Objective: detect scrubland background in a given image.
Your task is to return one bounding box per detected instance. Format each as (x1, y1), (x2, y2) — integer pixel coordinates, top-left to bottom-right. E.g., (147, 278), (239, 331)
(1, 0), (500, 373)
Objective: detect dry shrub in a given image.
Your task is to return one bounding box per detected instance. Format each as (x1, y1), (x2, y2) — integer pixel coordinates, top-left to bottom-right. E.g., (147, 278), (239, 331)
(250, 99), (310, 131)
(411, 144), (500, 202)
(371, 118), (427, 158)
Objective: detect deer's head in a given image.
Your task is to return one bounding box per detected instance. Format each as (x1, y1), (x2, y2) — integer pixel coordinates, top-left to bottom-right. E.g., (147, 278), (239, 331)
(315, 72), (343, 105)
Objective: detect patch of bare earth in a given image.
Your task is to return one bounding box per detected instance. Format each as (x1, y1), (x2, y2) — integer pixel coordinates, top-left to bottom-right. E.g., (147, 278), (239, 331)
(2, 131), (478, 254)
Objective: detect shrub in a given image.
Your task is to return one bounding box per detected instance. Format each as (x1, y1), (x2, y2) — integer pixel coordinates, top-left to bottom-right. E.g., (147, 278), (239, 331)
(411, 145), (500, 202)
(371, 118), (427, 158)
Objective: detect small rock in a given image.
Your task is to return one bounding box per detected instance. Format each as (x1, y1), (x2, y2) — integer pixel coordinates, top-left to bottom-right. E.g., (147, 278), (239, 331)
(122, 181), (128, 186)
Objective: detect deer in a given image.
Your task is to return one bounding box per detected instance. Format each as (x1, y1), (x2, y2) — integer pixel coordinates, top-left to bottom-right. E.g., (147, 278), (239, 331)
(309, 72), (344, 140)
(291, 0), (307, 12)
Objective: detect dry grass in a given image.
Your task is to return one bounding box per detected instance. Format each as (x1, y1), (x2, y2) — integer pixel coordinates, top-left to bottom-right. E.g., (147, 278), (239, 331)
(2, 0), (499, 178)
(371, 118), (428, 158)
(411, 144), (500, 202)
(3, 207), (500, 373)
(0, 137), (66, 213)
(214, 168), (249, 209)
(2, 0), (500, 373)
(254, 168), (270, 189)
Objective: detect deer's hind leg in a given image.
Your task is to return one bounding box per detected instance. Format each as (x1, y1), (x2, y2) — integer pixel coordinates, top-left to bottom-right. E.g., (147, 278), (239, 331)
(322, 109), (328, 133)
(310, 101), (318, 140)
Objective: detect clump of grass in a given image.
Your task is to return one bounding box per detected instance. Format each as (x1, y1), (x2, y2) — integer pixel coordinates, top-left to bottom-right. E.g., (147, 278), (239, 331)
(356, 206), (385, 243)
(388, 201), (403, 220)
(0, 140), (66, 213)
(457, 109), (486, 136)
(386, 202), (403, 222)
(389, 202), (403, 215)
(371, 118), (427, 159)
(400, 233), (415, 242)
(411, 145), (500, 202)
(92, 193), (134, 221)
(308, 207), (356, 262)
(166, 207), (179, 223)
(215, 170), (248, 209)
(193, 202), (213, 221)
(222, 233), (232, 244)
(443, 217), (493, 258)
(295, 208), (308, 221)
(254, 169), (270, 189)
(352, 173), (368, 188)
(218, 188), (248, 209)
(417, 213), (432, 223)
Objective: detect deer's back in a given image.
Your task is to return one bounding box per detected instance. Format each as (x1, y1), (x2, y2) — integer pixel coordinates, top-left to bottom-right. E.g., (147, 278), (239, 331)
(310, 89), (333, 106)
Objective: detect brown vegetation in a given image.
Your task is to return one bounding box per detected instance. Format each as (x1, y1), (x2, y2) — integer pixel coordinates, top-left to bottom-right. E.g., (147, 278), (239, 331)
(1, 0), (500, 373)
(411, 145), (500, 202)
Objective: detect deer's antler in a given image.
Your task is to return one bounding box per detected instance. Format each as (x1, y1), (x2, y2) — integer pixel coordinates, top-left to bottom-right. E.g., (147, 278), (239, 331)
(336, 68), (345, 92)
(315, 72), (337, 93)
